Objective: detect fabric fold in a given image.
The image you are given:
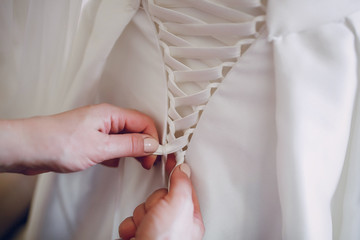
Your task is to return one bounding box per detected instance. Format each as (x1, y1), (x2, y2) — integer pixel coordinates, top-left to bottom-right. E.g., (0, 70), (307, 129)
(273, 19), (358, 239)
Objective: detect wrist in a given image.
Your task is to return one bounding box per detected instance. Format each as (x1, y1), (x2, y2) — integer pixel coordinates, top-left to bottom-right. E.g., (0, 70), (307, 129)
(0, 117), (60, 174)
(0, 119), (29, 172)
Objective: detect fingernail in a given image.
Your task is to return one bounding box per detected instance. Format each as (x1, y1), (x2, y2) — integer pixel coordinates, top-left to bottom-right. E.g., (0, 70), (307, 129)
(180, 163), (191, 178)
(144, 137), (159, 153)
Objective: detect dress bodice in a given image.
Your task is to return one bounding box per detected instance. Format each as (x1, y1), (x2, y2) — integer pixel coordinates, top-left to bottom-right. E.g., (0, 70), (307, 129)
(144, 0), (266, 165)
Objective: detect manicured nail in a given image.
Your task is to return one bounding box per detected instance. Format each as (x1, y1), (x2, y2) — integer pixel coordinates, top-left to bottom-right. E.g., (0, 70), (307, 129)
(180, 163), (191, 178)
(144, 137), (159, 153)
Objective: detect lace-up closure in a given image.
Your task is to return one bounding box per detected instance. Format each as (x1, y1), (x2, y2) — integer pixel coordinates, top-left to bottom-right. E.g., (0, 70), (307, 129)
(146, 0), (266, 163)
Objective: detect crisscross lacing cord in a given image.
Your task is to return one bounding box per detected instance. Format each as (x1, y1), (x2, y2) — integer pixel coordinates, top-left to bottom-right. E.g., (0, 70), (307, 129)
(145, 0), (266, 165)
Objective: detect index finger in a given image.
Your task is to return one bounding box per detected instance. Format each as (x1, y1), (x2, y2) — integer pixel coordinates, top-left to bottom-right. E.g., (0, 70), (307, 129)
(97, 104), (159, 140)
(93, 103), (158, 140)
(116, 108), (159, 168)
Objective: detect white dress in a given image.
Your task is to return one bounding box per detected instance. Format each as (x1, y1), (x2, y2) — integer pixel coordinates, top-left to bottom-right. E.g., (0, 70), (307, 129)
(1, 0), (360, 239)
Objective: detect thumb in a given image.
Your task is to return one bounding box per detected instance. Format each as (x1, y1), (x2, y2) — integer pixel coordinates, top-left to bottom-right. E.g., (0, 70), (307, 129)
(101, 133), (159, 159)
(168, 163), (193, 202)
(168, 163), (203, 227)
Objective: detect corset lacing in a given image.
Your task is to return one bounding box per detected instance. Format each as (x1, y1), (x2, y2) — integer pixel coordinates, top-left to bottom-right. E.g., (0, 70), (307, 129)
(146, 0), (266, 164)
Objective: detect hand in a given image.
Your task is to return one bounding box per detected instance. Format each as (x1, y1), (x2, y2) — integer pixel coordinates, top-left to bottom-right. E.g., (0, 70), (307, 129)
(119, 155), (205, 240)
(0, 103), (159, 174)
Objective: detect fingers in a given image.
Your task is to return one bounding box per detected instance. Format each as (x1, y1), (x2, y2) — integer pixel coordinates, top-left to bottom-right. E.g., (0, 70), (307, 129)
(119, 162), (205, 240)
(119, 108), (158, 139)
(98, 104), (159, 140)
(100, 158), (120, 168)
(168, 163), (193, 202)
(191, 182), (202, 224)
(100, 133), (159, 163)
(144, 189), (168, 211)
(118, 217), (136, 240)
(165, 154), (177, 175)
(166, 155), (201, 217)
(133, 203), (146, 227)
(119, 189), (167, 240)
(22, 169), (48, 175)
(136, 155), (160, 170)
(167, 161), (203, 225)
(94, 104), (160, 169)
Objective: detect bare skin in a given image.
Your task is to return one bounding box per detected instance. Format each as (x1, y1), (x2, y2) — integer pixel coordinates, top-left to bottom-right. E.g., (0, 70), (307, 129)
(119, 154), (205, 240)
(0, 103), (159, 174)
(0, 104), (204, 239)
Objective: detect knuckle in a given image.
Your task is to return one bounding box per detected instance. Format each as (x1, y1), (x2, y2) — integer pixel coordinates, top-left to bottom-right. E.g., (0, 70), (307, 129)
(95, 103), (113, 113)
(99, 102), (111, 108)
(129, 134), (143, 155)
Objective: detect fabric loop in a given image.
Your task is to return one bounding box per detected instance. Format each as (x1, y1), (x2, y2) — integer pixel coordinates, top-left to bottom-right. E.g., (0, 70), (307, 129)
(154, 136), (189, 155)
(148, 2), (203, 24)
(174, 88), (211, 107)
(163, 51), (190, 71)
(174, 111), (200, 131)
(168, 105), (181, 120)
(158, 28), (191, 47)
(167, 69), (186, 97)
(169, 46), (241, 60)
(185, 0), (254, 22)
(164, 22), (256, 37)
(154, 0), (262, 9)
(147, 0), (266, 164)
(174, 66), (223, 82)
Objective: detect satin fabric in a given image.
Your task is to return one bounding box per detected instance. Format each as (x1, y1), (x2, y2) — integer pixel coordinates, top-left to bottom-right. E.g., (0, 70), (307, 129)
(0, 0), (359, 239)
